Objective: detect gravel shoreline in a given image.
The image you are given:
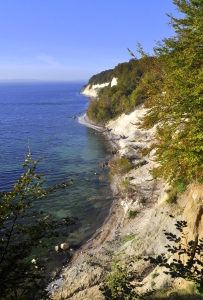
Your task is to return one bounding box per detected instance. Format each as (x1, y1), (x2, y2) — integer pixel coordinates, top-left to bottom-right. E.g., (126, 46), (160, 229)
(78, 114), (104, 132)
(51, 107), (170, 299)
(49, 114), (124, 296)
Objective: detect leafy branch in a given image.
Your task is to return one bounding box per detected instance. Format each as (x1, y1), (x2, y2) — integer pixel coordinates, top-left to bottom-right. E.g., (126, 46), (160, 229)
(0, 152), (77, 299)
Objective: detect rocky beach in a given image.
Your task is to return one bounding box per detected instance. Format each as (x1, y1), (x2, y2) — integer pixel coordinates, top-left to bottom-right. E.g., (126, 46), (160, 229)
(50, 79), (203, 299)
(51, 102), (190, 299)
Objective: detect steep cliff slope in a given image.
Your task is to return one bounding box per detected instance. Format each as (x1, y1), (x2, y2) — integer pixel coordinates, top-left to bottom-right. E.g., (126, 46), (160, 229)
(52, 105), (194, 299)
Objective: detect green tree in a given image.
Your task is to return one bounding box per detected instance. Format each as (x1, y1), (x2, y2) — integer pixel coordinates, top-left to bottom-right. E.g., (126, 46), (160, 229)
(100, 261), (154, 300)
(142, 0), (203, 184)
(0, 151), (76, 299)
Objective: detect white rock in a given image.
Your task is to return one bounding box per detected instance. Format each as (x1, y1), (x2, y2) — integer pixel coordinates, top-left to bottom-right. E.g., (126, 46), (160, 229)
(60, 243), (69, 250)
(81, 82), (110, 97)
(31, 258), (36, 264)
(111, 77), (118, 87)
(92, 82), (109, 89)
(55, 245), (59, 252)
(192, 193), (200, 202)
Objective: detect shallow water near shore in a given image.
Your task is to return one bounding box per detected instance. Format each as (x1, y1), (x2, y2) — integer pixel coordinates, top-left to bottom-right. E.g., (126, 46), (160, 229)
(0, 81), (114, 270)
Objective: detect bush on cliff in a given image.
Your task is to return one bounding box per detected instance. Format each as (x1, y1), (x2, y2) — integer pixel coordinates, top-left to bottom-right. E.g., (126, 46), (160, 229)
(109, 157), (133, 182)
(0, 151), (76, 299)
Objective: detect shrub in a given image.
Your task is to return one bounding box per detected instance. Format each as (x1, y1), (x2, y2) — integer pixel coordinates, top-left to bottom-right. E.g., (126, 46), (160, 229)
(110, 157), (133, 178)
(166, 187), (177, 204)
(0, 152), (76, 299)
(129, 210), (138, 219)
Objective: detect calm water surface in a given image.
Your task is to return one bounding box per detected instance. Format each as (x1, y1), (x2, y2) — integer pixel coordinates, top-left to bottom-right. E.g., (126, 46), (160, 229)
(0, 82), (113, 249)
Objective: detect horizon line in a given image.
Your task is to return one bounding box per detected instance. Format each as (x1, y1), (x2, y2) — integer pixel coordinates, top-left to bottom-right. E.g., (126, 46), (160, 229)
(0, 79), (88, 83)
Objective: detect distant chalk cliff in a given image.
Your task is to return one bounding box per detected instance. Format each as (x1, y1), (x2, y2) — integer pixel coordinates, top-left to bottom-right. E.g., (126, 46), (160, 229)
(81, 77), (117, 97)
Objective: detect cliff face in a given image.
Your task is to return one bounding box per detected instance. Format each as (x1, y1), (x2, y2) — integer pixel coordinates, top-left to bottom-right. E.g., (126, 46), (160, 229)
(52, 104), (198, 299)
(81, 82), (109, 97)
(52, 105), (176, 298)
(81, 77), (117, 97)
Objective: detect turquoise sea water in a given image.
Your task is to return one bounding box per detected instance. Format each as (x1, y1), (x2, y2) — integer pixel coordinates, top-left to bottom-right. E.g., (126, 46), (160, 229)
(0, 82), (113, 249)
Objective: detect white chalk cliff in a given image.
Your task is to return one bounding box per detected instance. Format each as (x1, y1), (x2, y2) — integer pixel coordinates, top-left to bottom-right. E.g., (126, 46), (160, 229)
(81, 77), (118, 97)
(111, 77), (117, 87)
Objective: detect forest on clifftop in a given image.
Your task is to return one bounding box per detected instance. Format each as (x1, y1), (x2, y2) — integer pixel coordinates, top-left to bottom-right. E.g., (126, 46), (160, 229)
(86, 0), (203, 190)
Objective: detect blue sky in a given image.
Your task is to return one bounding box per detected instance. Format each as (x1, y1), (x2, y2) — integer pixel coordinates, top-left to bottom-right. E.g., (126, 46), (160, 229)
(0, 0), (180, 81)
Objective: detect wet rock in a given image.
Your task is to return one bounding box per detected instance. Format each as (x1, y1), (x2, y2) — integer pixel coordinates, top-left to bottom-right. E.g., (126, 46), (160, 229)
(60, 243), (69, 250)
(111, 149), (117, 155)
(102, 162), (108, 168)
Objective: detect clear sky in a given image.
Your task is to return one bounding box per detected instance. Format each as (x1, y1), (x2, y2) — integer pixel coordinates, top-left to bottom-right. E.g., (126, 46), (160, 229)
(0, 0), (180, 81)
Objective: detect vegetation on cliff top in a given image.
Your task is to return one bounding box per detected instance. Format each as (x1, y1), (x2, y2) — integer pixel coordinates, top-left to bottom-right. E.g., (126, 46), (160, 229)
(87, 57), (156, 123)
(143, 0), (203, 185)
(83, 69), (114, 89)
(87, 0), (203, 187)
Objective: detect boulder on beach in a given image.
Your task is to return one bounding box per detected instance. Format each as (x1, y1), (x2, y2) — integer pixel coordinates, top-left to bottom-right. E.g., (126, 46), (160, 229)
(55, 245), (59, 252)
(60, 243), (69, 250)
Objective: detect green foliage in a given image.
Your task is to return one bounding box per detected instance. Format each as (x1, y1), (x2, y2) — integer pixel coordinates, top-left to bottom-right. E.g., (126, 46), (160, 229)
(87, 57), (156, 123)
(0, 152), (76, 299)
(166, 188), (178, 204)
(86, 99), (99, 122)
(87, 0), (203, 186)
(176, 179), (187, 194)
(122, 178), (130, 190)
(146, 286), (203, 299)
(151, 271), (159, 279)
(129, 210), (138, 219)
(100, 262), (136, 299)
(142, 0), (203, 185)
(87, 69), (114, 87)
(122, 233), (137, 244)
(146, 218), (203, 295)
(110, 157), (133, 178)
(100, 261), (154, 299)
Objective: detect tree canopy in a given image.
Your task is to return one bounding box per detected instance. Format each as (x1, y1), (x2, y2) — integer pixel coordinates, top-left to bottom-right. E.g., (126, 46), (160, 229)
(142, 0), (203, 185)
(84, 69), (114, 89)
(87, 0), (203, 186)
(87, 57), (155, 124)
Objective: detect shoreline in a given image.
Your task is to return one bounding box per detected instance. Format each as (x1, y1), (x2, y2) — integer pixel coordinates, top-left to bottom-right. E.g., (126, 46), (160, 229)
(77, 114), (104, 132)
(49, 113), (124, 295)
(52, 103), (174, 299)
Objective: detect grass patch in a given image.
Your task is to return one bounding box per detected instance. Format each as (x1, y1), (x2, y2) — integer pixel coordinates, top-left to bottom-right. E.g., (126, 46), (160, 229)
(146, 284), (203, 299)
(122, 178), (130, 190)
(122, 233), (137, 244)
(176, 179), (187, 194)
(129, 210), (139, 219)
(151, 270), (159, 279)
(166, 180), (187, 204)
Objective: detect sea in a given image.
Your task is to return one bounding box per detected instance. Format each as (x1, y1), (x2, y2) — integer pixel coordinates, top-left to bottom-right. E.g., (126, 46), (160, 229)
(0, 81), (113, 271)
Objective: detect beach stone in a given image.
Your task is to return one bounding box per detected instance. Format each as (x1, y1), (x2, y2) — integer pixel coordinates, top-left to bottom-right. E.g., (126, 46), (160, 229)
(60, 243), (69, 250)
